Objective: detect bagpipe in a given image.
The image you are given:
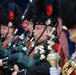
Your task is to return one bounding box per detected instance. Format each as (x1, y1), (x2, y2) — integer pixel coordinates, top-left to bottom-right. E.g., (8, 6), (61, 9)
(0, 30), (33, 57)
(0, 35), (34, 72)
(0, 29), (29, 58)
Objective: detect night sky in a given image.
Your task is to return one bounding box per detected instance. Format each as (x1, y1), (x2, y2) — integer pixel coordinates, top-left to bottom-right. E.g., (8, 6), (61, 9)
(0, 0), (29, 12)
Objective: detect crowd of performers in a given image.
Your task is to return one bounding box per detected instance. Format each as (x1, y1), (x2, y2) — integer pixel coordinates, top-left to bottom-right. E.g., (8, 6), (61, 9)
(0, 0), (76, 75)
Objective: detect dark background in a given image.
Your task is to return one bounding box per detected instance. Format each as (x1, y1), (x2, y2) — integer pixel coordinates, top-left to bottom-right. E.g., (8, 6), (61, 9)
(0, 0), (29, 13)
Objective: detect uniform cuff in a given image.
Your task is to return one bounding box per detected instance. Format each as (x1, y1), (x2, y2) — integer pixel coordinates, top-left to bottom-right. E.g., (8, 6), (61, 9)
(17, 69), (26, 75)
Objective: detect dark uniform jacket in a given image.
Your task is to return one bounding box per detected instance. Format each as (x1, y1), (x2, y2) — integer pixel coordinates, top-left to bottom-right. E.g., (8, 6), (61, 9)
(17, 61), (51, 75)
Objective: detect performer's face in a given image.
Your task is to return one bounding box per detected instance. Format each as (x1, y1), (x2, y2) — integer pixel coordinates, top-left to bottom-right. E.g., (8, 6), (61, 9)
(6, 27), (15, 38)
(33, 25), (52, 43)
(21, 20), (29, 31)
(68, 27), (76, 43)
(1, 25), (9, 38)
(28, 21), (34, 36)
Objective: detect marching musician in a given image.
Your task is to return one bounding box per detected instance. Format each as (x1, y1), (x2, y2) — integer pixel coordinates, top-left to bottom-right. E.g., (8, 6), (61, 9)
(59, 0), (76, 75)
(0, 0), (22, 74)
(11, 0), (61, 75)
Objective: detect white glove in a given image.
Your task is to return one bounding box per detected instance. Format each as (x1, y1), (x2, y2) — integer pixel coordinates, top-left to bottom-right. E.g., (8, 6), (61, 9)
(71, 52), (76, 60)
(50, 67), (60, 75)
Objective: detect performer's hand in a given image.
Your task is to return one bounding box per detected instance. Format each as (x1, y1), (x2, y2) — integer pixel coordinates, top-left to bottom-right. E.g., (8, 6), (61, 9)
(50, 67), (60, 75)
(12, 71), (17, 75)
(0, 59), (3, 66)
(13, 64), (19, 72)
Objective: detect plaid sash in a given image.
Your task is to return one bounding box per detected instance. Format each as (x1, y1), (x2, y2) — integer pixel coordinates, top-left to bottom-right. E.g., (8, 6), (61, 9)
(57, 18), (70, 66)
